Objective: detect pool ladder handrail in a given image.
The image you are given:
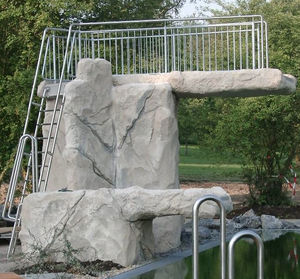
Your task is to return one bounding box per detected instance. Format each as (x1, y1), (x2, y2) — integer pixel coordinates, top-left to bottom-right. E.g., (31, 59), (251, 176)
(228, 230), (264, 279)
(2, 134), (38, 258)
(192, 195), (226, 279)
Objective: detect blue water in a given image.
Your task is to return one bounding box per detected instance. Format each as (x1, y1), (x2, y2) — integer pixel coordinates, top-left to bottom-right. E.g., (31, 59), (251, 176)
(132, 231), (300, 279)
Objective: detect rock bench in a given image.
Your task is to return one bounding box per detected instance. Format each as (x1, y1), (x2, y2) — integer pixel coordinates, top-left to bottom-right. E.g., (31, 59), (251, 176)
(20, 186), (232, 266)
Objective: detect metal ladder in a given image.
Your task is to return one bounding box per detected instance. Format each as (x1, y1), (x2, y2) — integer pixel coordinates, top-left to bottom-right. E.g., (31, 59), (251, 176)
(2, 85), (65, 257)
(192, 195), (264, 279)
(2, 27), (72, 257)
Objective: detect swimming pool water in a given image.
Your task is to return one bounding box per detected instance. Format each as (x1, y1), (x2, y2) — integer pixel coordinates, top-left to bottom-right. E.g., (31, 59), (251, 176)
(132, 231), (300, 279)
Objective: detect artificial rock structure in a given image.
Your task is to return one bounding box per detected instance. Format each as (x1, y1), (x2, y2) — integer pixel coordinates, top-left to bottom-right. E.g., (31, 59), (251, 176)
(20, 186), (233, 266)
(23, 58), (296, 264)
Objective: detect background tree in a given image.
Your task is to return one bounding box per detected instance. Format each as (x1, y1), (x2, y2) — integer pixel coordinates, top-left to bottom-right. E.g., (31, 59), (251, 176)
(179, 0), (300, 205)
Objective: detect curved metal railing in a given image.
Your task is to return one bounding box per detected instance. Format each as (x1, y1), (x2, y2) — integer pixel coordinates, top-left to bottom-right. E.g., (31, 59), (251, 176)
(192, 195), (226, 279)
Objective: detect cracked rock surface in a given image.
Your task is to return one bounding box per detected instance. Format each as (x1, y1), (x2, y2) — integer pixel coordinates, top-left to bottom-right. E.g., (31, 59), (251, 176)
(20, 186), (232, 266)
(47, 59), (179, 192)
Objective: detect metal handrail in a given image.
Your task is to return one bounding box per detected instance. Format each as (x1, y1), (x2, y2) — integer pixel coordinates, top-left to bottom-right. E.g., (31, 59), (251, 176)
(39, 15), (268, 81)
(192, 195), (226, 279)
(228, 230), (264, 279)
(2, 134), (38, 222)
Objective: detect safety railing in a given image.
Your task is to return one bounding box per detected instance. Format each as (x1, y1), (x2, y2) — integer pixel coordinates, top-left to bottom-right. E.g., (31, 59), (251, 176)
(192, 196), (264, 279)
(2, 134), (38, 257)
(40, 15), (268, 80)
(193, 195), (226, 279)
(228, 230), (264, 279)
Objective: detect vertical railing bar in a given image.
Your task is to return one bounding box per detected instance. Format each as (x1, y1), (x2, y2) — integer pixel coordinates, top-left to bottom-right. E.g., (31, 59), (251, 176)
(75, 36), (78, 77)
(158, 29), (161, 72)
(97, 33), (100, 58)
(78, 31), (82, 61)
(257, 28), (261, 69)
(42, 37), (50, 79)
(178, 28), (181, 71)
(202, 27), (205, 71)
(214, 26), (217, 71)
(52, 35), (56, 80)
(246, 28), (249, 69)
(115, 31), (118, 74)
(208, 27), (211, 71)
(233, 26), (236, 70)
(227, 26), (230, 70)
(196, 28), (199, 71)
(109, 32), (112, 63)
(91, 34), (95, 59)
(252, 21), (256, 69)
(133, 31), (136, 74)
(260, 17), (264, 68)
(264, 21), (269, 68)
(104, 32), (106, 60)
(121, 31), (124, 75)
(127, 31), (130, 74)
(172, 29), (176, 71)
(164, 23), (167, 73)
(139, 30), (142, 73)
(239, 26), (242, 69)
(221, 28), (224, 70)
(57, 37), (61, 80)
(189, 27), (192, 71)
(145, 30), (148, 73)
(49, 36), (52, 79)
(183, 32), (187, 71)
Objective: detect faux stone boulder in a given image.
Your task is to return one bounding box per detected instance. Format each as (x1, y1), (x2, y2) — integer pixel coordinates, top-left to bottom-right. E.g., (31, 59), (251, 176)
(63, 59), (115, 190)
(112, 82), (178, 189)
(20, 186), (232, 267)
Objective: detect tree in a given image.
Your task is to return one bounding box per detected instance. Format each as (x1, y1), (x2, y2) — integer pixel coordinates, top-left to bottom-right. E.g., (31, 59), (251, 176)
(201, 0), (300, 205)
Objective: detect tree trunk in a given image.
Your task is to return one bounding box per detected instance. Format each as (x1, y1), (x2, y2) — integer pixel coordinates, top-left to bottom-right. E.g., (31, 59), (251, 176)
(185, 141), (188, 156)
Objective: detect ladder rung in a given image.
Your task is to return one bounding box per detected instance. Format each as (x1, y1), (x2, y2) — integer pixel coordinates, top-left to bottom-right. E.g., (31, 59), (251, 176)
(37, 123), (58, 126)
(32, 102), (42, 107)
(37, 151), (45, 154)
(38, 165), (48, 168)
(41, 109), (61, 113)
(36, 137), (54, 140)
(23, 152), (31, 156)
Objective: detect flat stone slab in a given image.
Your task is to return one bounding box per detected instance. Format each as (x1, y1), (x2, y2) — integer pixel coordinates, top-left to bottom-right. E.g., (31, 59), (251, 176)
(20, 186), (232, 267)
(38, 68), (297, 98)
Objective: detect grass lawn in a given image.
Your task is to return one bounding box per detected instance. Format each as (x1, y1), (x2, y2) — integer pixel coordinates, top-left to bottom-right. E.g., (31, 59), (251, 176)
(179, 145), (244, 182)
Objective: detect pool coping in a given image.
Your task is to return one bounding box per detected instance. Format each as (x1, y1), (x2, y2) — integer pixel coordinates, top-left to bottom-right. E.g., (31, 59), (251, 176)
(111, 240), (220, 279)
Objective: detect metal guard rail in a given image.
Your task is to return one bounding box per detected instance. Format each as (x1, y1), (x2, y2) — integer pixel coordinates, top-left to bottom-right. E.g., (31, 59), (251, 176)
(39, 15), (268, 81)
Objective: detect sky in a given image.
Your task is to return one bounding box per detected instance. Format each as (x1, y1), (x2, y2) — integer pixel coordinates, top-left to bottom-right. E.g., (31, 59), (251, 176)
(179, 0), (231, 17)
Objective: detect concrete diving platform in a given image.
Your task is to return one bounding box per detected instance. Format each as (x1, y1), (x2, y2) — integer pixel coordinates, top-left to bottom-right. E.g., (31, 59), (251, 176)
(39, 67), (297, 99)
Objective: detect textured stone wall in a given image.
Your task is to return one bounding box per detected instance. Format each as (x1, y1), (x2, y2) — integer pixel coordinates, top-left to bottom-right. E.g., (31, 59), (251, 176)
(45, 59), (179, 192)
(20, 186), (233, 266)
(44, 58), (180, 253)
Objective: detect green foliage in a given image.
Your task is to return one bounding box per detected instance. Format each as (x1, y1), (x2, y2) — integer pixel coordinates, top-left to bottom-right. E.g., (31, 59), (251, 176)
(214, 95), (300, 205)
(177, 0), (300, 205)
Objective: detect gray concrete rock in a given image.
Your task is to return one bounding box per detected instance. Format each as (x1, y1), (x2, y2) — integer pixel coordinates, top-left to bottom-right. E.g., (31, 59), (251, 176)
(63, 59), (115, 190)
(20, 186), (232, 266)
(153, 216), (183, 253)
(113, 69), (297, 98)
(112, 82), (179, 190)
(232, 209), (261, 229)
(261, 214), (284, 229)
